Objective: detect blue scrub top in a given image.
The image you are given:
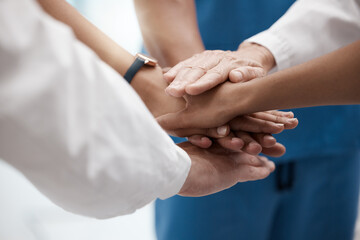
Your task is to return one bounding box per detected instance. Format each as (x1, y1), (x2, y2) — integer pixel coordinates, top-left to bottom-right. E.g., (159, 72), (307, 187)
(192, 0), (360, 162)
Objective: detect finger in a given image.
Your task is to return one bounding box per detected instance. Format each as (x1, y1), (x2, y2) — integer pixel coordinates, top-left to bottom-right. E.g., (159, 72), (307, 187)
(165, 67), (194, 97)
(235, 159), (275, 182)
(166, 53), (222, 97)
(216, 133), (245, 152)
(231, 152), (267, 167)
(166, 67), (210, 97)
(259, 156), (276, 172)
(170, 125), (230, 138)
(266, 110), (294, 118)
(229, 66), (266, 83)
(261, 143), (286, 157)
(235, 131), (262, 155)
(188, 135), (213, 148)
(185, 59), (233, 95)
(250, 112), (298, 130)
(164, 58), (193, 83)
(251, 133), (277, 148)
(157, 110), (188, 131)
(162, 67), (171, 74)
(229, 116), (285, 134)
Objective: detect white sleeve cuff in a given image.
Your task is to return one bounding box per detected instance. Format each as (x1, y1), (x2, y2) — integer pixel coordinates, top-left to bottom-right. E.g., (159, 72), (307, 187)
(247, 31), (294, 71)
(158, 145), (191, 200)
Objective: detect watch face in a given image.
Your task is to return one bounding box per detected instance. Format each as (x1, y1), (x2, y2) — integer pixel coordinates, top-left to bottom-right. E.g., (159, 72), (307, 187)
(136, 53), (158, 67)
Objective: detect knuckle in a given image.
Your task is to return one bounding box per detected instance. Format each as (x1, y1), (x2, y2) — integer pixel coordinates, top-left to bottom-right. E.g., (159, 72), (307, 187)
(259, 68), (266, 76)
(208, 69), (223, 78)
(247, 166), (256, 176)
(260, 121), (272, 132)
(248, 156), (257, 165)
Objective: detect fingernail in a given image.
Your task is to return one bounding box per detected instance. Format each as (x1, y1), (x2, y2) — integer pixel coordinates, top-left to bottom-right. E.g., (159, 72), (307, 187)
(286, 118), (298, 123)
(232, 138), (244, 147)
(264, 135), (275, 141)
(249, 142), (261, 150)
(201, 137), (208, 142)
(285, 111), (294, 117)
(275, 123), (284, 128)
(232, 71), (243, 81)
(217, 126), (228, 136)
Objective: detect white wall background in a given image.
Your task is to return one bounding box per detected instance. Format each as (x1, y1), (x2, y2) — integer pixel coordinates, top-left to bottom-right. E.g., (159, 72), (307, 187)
(0, 1), (156, 240)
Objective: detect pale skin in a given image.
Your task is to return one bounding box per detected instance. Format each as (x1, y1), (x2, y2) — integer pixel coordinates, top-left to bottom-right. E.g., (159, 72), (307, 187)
(134, 0), (294, 153)
(37, 0), (298, 157)
(35, 0), (286, 196)
(135, 0), (359, 132)
(157, 41), (360, 131)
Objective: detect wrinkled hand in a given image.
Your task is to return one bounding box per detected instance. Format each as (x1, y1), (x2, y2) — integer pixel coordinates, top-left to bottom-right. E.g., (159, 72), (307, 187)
(178, 142), (275, 197)
(140, 66), (298, 158)
(157, 81), (245, 130)
(164, 42), (275, 97)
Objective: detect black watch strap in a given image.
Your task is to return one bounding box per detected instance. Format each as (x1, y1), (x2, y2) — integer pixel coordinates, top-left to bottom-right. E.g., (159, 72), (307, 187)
(124, 57), (145, 83)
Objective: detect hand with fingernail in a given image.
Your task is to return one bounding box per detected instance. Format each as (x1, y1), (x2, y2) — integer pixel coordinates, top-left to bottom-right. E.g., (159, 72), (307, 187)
(163, 42), (275, 98)
(187, 111), (298, 157)
(134, 63), (297, 157)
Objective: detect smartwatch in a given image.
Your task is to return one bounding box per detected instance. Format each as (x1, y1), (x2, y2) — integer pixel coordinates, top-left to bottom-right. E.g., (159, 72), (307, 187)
(124, 53), (158, 83)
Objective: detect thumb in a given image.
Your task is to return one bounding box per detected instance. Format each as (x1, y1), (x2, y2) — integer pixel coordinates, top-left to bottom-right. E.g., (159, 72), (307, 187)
(229, 66), (266, 83)
(156, 110), (188, 131)
(162, 67), (172, 74)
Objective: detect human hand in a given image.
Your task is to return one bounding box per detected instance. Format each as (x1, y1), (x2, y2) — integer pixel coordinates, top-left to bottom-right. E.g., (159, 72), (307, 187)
(178, 142), (275, 197)
(157, 81), (249, 130)
(163, 42), (275, 97)
(187, 110), (298, 157)
(132, 65), (233, 138)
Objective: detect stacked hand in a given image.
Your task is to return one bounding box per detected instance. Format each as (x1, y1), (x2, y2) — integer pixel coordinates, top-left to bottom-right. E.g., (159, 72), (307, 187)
(133, 43), (298, 197)
(152, 43), (297, 158)
(133, 64), (297, 158)
(178, 142), (275, 197)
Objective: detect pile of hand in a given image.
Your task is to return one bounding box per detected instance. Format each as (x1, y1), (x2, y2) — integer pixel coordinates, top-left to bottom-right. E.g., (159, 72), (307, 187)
(150, 43), (299, 196)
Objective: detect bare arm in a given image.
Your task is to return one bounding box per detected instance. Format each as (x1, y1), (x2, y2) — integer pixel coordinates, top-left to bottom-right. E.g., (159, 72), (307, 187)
(134, 0), (204, 67)
(242, 40), (360, 112)
(157, 40), (360, 130)
(36, 0), (297, 151)
(36, 0), (184, 118)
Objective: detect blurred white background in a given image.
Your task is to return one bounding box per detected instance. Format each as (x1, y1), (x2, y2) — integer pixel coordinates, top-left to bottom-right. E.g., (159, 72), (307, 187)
(0, 0), (156, 240)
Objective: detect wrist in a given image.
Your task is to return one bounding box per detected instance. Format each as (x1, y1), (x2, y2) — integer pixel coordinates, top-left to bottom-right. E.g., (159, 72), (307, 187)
(215, 81), (251, 119)
(232, 81), (259, 116)
(130, 66), (163, 113)
(238, 42), (276, 73)
(131, 66), (186, 117)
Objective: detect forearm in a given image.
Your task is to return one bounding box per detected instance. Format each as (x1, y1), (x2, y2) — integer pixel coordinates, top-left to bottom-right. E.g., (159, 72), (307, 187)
(134, 0), (204, 67)
(234, 40), (360, 114)
(37, 0), (183, 117)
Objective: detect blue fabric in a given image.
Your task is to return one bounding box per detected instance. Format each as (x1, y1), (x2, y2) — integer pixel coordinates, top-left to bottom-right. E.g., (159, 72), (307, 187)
(156, 153), (360, 240)
(156, 0), (360, 239)
(194, 0), (360, 162)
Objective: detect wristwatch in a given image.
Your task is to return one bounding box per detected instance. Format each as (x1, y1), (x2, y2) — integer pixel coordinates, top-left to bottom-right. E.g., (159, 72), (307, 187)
(124, 53), (158, 83)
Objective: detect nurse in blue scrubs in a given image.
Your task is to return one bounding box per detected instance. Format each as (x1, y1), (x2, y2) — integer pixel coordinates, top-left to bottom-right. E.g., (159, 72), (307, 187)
(154, 1), (360, 240)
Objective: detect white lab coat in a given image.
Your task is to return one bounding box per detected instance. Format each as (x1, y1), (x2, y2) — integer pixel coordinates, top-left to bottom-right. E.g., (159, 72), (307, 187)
(0, 0), (190, 219)
(248, 0), (360, 70)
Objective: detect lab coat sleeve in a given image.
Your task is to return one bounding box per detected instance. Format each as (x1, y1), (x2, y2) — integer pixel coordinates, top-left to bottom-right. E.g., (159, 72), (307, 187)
(0, 0), (190, 218)
(247, 0), (360, 70)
